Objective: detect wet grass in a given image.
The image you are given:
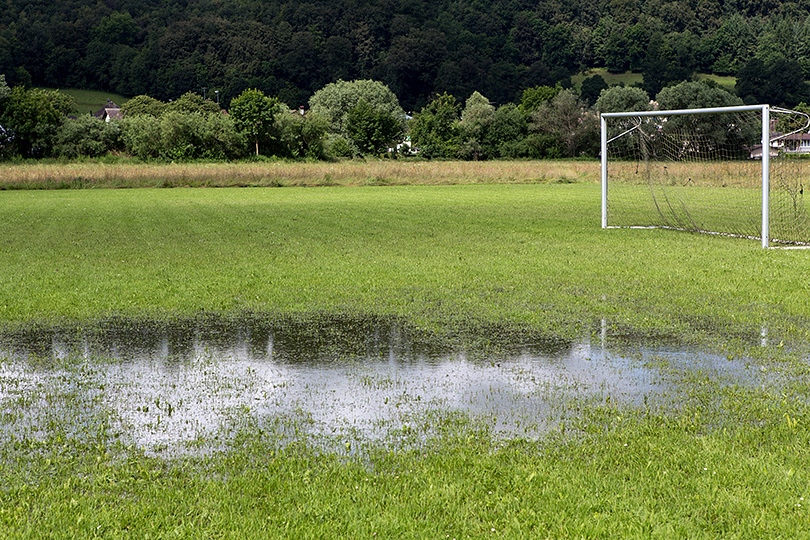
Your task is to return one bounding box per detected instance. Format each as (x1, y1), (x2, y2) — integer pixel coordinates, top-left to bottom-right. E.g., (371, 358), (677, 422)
(2, 180), (810, 537)
(2, 385), (809, 538)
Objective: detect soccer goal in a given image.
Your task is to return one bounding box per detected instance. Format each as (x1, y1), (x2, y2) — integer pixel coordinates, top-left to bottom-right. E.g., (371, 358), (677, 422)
(601, 104), (810, 248)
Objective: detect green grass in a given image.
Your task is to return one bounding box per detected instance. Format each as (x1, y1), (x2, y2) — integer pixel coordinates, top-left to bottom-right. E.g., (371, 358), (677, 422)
(573, 69), (736, 94)
(573, 69), (645, 89)
(38, 87), (130, 115)
(3, 383), (810, 538)
(0, 183), (806, 344)
(696, 73), (737, 93)
(2, 175), (810, 537)
(3, 407), (810, 538)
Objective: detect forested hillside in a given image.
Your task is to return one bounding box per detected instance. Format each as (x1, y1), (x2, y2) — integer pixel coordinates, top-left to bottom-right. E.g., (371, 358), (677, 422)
(1, 0), (809, 110)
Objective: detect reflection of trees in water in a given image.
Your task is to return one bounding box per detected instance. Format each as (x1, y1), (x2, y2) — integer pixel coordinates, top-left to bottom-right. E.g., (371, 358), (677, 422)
(0, 315), (574, 366)
(0, 316), (584, 455)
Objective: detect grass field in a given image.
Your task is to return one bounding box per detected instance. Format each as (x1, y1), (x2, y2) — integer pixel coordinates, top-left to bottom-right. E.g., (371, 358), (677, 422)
(572, 69), (645, 89)
(572, 70), (736, 94)
(696, 73), (737, 94)
(37, 87), (131, 115)
(1, 161), (810, 538)
(606, 159), (810, 244)
(3, 180), (808, 342)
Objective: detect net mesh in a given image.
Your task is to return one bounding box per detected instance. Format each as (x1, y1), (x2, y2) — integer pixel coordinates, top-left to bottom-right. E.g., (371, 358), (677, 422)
(604, 108), (810, 245)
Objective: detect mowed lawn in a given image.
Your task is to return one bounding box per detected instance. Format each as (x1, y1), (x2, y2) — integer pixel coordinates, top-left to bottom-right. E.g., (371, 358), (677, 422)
(0, 182), (807, 343)
(2, 180), (810, 538)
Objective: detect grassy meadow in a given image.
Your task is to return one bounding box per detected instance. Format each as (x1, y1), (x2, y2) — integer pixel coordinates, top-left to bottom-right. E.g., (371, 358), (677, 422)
(571, 69), (736, 94)
(44, 88), (131, 115)
(0, 159), (597, 189)
(2, 160), (810, 538)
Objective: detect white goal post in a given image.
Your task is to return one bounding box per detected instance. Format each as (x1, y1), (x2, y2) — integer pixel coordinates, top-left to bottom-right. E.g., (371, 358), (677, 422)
(601, 104), (810, 248)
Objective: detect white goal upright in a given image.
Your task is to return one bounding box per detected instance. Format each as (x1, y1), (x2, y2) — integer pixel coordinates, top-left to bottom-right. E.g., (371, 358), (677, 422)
(601, 104), (810, 248)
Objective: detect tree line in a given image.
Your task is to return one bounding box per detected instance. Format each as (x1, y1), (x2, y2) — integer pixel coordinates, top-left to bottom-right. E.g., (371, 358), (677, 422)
(1, 0), (810, 111)
(6, 71), (802, 162)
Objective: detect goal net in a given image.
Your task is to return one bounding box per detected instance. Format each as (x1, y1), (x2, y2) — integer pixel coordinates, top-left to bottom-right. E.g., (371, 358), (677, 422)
(601, 105), (810, 247)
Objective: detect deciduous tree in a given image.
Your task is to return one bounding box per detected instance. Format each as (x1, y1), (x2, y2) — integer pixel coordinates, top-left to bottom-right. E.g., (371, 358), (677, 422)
(229, 88), (278, 156)
(656, 79), (742, 111)
(737, 56), (810, 107)
(168, 92), (221, 115)
(595, 86), (651, 113)
(655, 80), (750, 154)
(532, 89), (598, 157)
(274, 106), (329, 159)
(309, 79), (406, 139)
(121, 95), (167, 118)
(457, 91), (495, 160)
(409, 92), (461, 158)
(580, 74), (609, 106)
(0, 87), (74, 158)
(489, 103), (529, 158)
(520, 86), (560, 113)
(346, 100), (404, 155)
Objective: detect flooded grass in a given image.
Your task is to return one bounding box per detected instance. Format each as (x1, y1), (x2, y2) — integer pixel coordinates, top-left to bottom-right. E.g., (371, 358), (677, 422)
(0, 316), (778, 456)
(0, 315), (649, 456)
(0, 315), (795, 459)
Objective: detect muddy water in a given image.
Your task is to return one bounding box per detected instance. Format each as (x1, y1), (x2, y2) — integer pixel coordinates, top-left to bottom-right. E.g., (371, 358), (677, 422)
(0, 318), (767, 456)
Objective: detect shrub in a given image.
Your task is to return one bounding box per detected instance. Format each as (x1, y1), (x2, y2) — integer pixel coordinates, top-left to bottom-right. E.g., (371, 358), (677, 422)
(326, 134), (353, 158)
(122, 111), (244, 160)
(56, 116), (123, 158)
(275, 108), (329, 159)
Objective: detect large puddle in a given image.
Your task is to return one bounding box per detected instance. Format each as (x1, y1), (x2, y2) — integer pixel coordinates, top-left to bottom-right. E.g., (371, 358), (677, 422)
(0, 317), (773, 456)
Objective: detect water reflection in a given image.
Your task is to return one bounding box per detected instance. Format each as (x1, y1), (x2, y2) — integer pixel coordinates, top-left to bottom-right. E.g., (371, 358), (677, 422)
(0, 318), (767, 456)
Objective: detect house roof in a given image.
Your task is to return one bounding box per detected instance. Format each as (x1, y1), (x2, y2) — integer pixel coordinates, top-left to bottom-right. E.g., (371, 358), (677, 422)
(93, 99), (120, 118)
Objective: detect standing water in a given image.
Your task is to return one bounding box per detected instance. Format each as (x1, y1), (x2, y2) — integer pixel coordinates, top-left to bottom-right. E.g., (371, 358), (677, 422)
(0, 317), (769, 456)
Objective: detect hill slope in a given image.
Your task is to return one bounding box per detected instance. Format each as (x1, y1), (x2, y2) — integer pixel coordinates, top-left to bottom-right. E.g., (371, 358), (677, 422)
(2, 0), (808, 109)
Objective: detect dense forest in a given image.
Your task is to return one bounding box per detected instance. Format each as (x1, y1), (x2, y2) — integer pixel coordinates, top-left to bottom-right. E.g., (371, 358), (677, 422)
(1, 0), (810, 110)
